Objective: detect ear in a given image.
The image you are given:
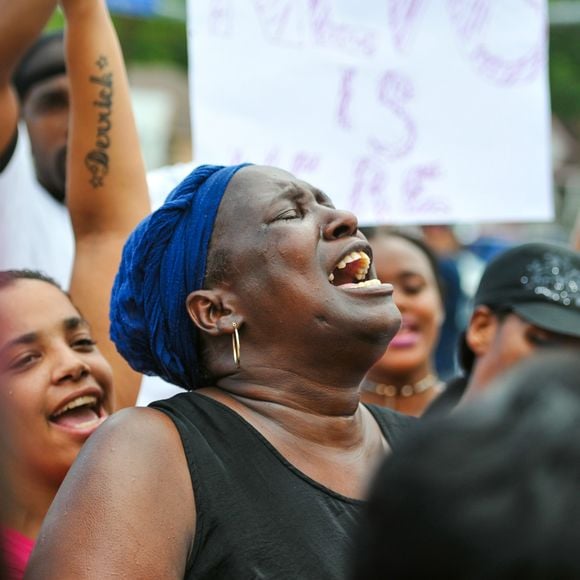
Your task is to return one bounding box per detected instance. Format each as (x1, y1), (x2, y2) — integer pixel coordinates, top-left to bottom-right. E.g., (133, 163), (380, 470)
(466, 305), (498, 357)
(186, 289), (241, 337)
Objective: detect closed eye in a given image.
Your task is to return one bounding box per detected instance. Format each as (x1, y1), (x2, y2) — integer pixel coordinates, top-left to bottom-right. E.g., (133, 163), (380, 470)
(275, 208), (301, 221)
(402, 282), (425, 296)
(8, 352), (41, 372)
(398, 274), (426, 296)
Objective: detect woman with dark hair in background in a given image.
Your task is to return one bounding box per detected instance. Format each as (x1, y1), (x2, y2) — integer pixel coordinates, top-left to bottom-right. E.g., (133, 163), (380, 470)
(360, 229), (445, 416)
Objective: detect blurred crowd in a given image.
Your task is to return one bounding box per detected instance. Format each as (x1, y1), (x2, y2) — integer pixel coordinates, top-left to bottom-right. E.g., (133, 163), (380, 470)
(1, 1), (580, 579)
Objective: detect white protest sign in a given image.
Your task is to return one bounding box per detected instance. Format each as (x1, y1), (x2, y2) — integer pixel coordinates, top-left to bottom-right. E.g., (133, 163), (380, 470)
(188, 0), (552, 225)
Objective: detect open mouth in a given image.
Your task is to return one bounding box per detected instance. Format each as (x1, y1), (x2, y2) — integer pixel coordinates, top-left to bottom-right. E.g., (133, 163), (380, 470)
(390, 318), (421, 347)
(399, 318), (419, 333)
(50, 395), (106, 430)
(328, 250), (382, 288)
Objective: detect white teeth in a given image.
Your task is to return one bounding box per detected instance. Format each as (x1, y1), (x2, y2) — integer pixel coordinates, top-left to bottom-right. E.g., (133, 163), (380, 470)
(53, 395), (98, 418)
(336, 251), (364, 270)
(354, 278), (381, 288)
(331, 251), (371, 282)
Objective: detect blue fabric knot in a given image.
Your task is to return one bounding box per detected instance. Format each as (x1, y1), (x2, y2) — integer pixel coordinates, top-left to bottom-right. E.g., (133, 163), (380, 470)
(110, 163), (250, 390)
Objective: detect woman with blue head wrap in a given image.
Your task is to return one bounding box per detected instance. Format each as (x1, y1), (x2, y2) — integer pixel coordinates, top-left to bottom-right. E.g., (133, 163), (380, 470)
(31, 164), (415, 579)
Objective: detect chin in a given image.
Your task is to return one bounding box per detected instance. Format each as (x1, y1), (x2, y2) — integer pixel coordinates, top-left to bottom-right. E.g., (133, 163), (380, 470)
(387, 347), (426, 364)
(378, 304), (403, 343)
(370, 350), (413, 373)
(359, 323), (402, 362)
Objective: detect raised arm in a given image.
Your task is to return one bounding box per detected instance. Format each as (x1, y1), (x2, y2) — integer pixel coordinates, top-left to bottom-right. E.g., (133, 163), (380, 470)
(0, 0), (57, 153)
(62, 0), (150, 408)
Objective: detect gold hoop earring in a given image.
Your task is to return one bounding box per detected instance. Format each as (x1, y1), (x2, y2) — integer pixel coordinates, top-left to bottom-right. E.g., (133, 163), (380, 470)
(232, 322), (241, 368)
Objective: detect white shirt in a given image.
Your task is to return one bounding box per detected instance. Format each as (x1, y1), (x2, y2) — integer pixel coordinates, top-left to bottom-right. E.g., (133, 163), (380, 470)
(0, 128), (74, 288)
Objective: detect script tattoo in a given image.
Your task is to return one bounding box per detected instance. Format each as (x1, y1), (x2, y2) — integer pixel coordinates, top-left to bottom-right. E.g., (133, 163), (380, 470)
(85, 55), (112, 188)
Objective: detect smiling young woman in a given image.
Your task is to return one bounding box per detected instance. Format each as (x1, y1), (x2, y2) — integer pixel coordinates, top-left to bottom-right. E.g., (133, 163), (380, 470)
(0, 273), (112, 487)
(26, 166), (416, 580)
(0, 0), (148, 576)
(359, 230), (446, 417)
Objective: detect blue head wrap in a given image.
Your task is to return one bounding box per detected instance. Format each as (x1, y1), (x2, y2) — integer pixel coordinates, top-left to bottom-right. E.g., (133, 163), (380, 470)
(110, 163), (250, 390)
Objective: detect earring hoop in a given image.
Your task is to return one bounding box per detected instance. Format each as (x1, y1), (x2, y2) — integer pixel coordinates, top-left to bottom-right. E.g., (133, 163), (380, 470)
(232, 322), (241, 368)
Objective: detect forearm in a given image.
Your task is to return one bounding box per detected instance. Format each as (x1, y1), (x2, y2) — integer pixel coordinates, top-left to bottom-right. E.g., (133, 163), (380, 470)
(62, 0), (149, 236)
(62, 0), (149, 408)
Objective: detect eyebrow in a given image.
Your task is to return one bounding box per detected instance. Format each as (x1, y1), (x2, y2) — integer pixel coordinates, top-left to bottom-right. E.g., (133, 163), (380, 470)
(0, 332), (38, 360)
(273, 183), (333, 207)
(64, 317), (89, 331)
(0, 317), (88, 359)
(314, 189), (334, 206)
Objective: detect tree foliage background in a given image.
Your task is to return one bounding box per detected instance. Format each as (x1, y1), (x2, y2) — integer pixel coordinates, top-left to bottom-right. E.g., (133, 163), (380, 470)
(550, 23), (580, 135)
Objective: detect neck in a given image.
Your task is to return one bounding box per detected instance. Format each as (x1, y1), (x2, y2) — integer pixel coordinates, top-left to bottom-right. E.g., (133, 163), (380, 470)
(208, 368), (367, 447)
(4, 465), (60, 539)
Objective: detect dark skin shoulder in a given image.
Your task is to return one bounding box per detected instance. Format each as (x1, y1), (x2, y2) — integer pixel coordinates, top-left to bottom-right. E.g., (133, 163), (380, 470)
(25, 407), (195, 580)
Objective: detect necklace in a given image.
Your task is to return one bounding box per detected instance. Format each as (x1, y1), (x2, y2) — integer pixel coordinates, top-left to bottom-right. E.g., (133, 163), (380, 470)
(368, 374), (443, 398)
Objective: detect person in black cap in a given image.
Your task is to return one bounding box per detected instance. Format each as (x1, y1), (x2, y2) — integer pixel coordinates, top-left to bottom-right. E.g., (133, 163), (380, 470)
(425, 241), (580, 417)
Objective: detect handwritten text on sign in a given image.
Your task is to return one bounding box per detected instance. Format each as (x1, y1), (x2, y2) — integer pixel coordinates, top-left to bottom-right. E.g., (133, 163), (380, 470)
(189, 0), (552, 225)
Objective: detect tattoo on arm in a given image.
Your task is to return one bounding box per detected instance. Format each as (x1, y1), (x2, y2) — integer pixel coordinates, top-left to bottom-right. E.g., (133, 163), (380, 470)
(85, 55), (113, 188)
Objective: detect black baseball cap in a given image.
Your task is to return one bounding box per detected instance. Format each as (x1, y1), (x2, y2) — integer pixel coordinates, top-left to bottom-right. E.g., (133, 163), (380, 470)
(473, 242), (580, 338)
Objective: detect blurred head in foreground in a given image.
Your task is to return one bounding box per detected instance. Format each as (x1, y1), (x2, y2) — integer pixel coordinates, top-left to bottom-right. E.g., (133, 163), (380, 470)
(353, 350), (580, 580)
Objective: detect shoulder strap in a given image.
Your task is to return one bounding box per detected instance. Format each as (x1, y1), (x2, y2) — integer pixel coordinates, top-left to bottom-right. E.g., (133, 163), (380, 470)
(365, 404), (417, 451)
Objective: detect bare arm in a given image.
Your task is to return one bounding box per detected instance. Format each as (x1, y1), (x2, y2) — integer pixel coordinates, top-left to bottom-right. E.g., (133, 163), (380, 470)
(25, 408), (195, 579)
(0, 0), (57, 153)
(61, 0), (150, 408)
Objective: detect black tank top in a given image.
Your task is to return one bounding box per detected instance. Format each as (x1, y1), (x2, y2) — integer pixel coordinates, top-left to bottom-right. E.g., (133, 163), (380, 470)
(151, 392), (414, 580)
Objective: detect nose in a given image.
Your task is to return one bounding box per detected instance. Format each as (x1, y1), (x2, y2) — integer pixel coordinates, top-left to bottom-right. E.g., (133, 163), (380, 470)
(52, 347), (90, 385)
(321, 208), (359, 240)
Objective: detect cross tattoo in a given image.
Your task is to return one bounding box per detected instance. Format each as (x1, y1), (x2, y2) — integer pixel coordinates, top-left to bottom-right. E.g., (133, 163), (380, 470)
(90, 175), (104, 188)
(95, 55), (109, 70)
